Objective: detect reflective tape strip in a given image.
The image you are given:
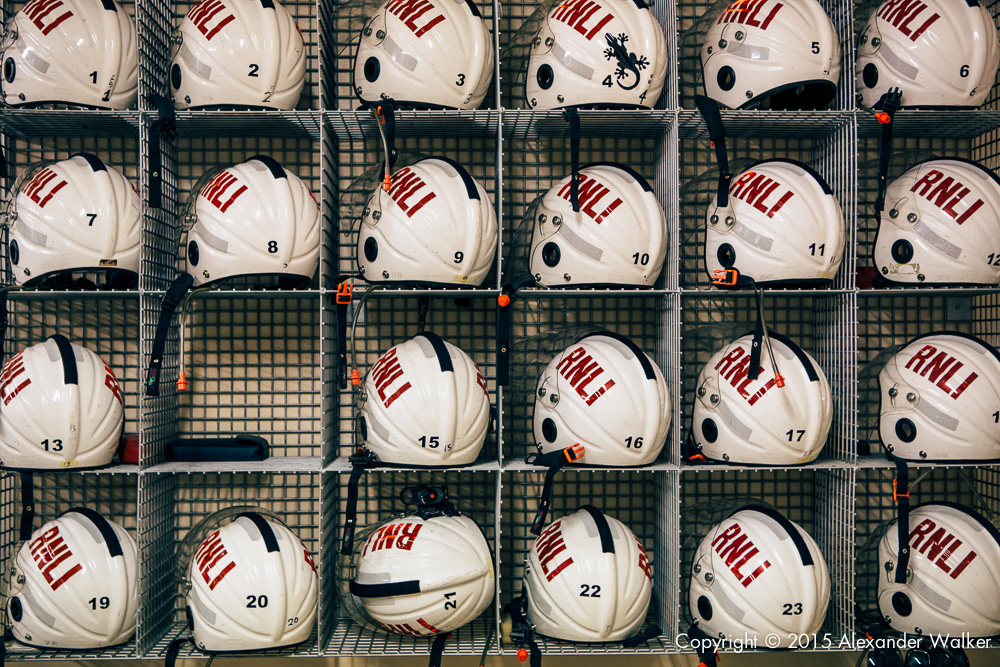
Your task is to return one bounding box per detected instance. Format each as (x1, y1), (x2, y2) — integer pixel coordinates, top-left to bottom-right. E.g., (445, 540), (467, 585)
(560, 222), (603, 260)
(554, 42), (594, 80)
(732, 219), (774, 252)
(914, 219), (962, 259)
(180, 42), (212, 80)
(915, 399), (960, 432)
(717, 398), (754, 441)
(880, 44), (919, 81)
(193, 222), (229, 253)
(384, 36), (418, 72)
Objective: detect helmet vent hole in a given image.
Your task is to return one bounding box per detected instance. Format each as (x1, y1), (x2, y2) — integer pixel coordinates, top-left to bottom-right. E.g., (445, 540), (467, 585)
(717, 243), (736, 268)
(717, 66), (735, 92)
(895, 418), (916, 443)
(9, 596), (22, 622)
(863, 63), (879, 89)
(542, 418), (557, 443)
(364, 237), (379, 262)
(542, 242), (560, 267)
(9, 239), (18, 266)
(187, 240), (199, 267)
(364, 57), (380, 83)
(697, 595), (713, 621)
(170, 63), (181, 90)
(701, 418), (718, 444)
(536, 64), (554, 90)
(891, 239), (914, 264)
(4, 58), (15, 84)
(360, 416), (369, 441)
(892, 592), (912, 617)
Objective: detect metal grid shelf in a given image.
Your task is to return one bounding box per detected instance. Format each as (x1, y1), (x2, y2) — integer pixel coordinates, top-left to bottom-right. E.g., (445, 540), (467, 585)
(502, 110), (672, 139)
(173, 112), (323, 140)
(500, 459), (679, 472)
(1, 641), (139, 662)
(0, 111), (140, 138)
(326, 617), (494, 656)
(5, 290), (140, 301)
(679, 458), (857, 473)
(146, 457), (322, 473)
(682, 288), (854, 297)
(323, 458), (501, 472)
(325, 110), (499, 140)
(500, 634), (674, 655)
(856, 455), (997, 471)
(856, 110), (1000, 139)
(145, 622), (322, 659)
(860, 286), (1000, 296)
(677, 110), (855, 138)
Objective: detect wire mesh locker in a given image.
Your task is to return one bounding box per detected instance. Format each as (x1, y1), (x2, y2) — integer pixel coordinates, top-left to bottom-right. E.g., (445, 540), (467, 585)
(0, 470), (140, 660)
(327, 469), (497, 655)
(139, 471), (321, 659)
(498, 469), (670, 654)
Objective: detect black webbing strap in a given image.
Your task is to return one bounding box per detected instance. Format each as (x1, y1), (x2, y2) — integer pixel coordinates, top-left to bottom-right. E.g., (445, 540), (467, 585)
(428, 632), (449, 667)
(341, 450), (376, 555)
(0, 142), (7, 180)
(349, 579), (421, 597)
(0, 291), (8, 368)
(749, 285), (765, 381)
(874, 88), (902, 218)
(526, 446), (584, 535)
(147, 94), (177, 209)
(687, 622), (719, 667)
(496, 273), (536, 387)
(694, 96), (731, 207)
(164, 636), (189, 667)
(564, 108), (581, 212)
(334, 278), (353, 389)
(19, 472), (33, 541)
(508, 595), (541, 667)
(621, 624), (662, 648)
(894, 458), (910, 584)
(145, 273), (194, 396)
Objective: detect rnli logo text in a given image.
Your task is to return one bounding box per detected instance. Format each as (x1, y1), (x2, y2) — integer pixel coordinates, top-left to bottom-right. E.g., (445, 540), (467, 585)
(0, 351), (30, 406)
(909, 518), (977, 579)
(910, 169), (984, 225)
(535, 520), (574, 581)
(713, 346), (776, 406)
(555, 346), (616, 406)
(729, 170), (794, 218)
(876, 0), (939, 42)
(21, 167), (68, 209)
(22, 0), (73, 36)
(904, 345), (977, 400)
(30, 525), (82, 591)
(195, 529), (235, 591)
(636, 536), (652, 581)
(104, 363), (124, 406)
(716, 0), (783, 29)
(363, 522), (423, 555)
(551, 0), (614, 41)
(385, 0), (445, 37)
(711, 522), (771, 588)
(186, 0), (236, 41)
(557, 174), (623, 224)
(386, 167), (436, 218)
(371, 347), (412, 408)
(376, 619), (437, 636)
(201, 170), (247, 213)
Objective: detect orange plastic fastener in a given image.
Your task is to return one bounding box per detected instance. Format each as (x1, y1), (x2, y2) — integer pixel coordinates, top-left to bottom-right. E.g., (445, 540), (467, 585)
(498, 294), (511, 307)
(876, 111), (891, 124)
(774, 372), (785, 388)
(351, 369), (361, 385)
(893, 478), (909, 502)
(382, 174), (392, 192)
(517, 648), (528, 662)
(711, 268), (739, 286)
(336, 279), (353, 305)
(176, 371), (189, 392)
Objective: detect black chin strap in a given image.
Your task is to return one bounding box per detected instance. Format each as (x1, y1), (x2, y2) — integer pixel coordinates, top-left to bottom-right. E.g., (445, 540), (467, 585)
(564, 109), (581, 212)
(874, 88), (902, 218)
(686, 622), (719, 667)
(508, 595), (541, 667)
(496, 273), (536, 387)
(340, 449), (376, 555)
(164, 636), (214, 667)
(621, 624), (662, 648)
(19, 472), (33, 541)
(145, 273), (194, 396)
(0, 290), (8, 368)
(334, 278), (353, 389)
(526, 446), (584, 535)
(694, 96), (731, 207)
(893, 458), (910, 584)
(428, 632), (449, 667)
(147, 94), (177, 209)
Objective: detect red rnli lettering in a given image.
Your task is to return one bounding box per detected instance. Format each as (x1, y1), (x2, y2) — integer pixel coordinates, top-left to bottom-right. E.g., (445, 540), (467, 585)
(386, 167), (436, 218)
(0, 352), (30, 407)
(712, 346), (777, 406)
(186, 0), (236, 41)
(30, 526), (82, 591)
(636, 536), (652, 581)
(201, 170), (247, 213)
(363, 522), (424, 555)
(711, 523), (771, 588)
(385, 0), (445, 37)
(377, 621), (428, 636)
(555, 346), (616, 406)
(716, 0), (783, 30)
(876, 0), (939, 42)
(104, 363), (124, 406)
(371, 347), (412, 408)
(474, 364), (489, 397)
(535, 520), (574, 582)
(728, 171), (794, 218)
(557, 174), (623, 223)
(22, 0), (73, 36)
(910, 169), (984, 225)
(195, 530), (236, 590)
(303, 547), (317, 573)
(909, 518), (978, 580)
(550, 0), (614, 40)
(903, 345), (978, 400)
(21, 167), (68, 209)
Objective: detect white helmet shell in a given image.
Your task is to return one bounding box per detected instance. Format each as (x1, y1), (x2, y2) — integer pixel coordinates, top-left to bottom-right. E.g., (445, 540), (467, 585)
(874, 159), (1000, 286)
(7, 153), (140, 286)
(700, 0), (841, 110)
(353, 0), (494, 109)
(878, 502), (1000, 637)
(170, 0), (306, 110)
(186, 512), (318, 651)
(7, 509), (138, 649)
(533, 332), (670, 466)
(360, 332), (491, 466)
(350, 513), (494, 636)
(877, 332), (1000, 462)
(524, 506), (652, 642)
(0, 335), (124, 470)
(0, 0), (138, 108)
(690, 506), (830, 647)
(691, 331), (832, 465)
(530, 163), (667, 287)
(186, 155), (320, 286)
(525, 0), (667, 109)
(856, 0), (1000, 109)
(705, 159), (845, 286)
(358, 157), (497, 286)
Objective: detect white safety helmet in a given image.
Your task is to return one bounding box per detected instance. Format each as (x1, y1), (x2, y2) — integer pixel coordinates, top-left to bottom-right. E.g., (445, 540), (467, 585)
(700, 0), (840, 110)
(170, 0), (306, 110)
(353, 0), (494, 109)
(705, 159), (845, 286)
(856, 0), (1000, 110)
(350, 502), (494, 636)
(0, 335), (124, 470)
(186, 512), (318, 651)
(185, 155), (320, 286)
(0, 0), (137, 108)
(690, 331), (832, 465)
(525, 0), (668, 109)
(690, 505), (830, 647)
(878, 502), (1000, 637)
(877, 332), (1000, 462)
(533, 331), (670, 466)
(874, 158), (1000, 286)
(6, 508), (138, 649)
(6, 153), (140, 286)
(359, 332), (491, 466)
(523, 506), (652, 642)
(358, 157), (497, 286)
(530, 163), (667, 287)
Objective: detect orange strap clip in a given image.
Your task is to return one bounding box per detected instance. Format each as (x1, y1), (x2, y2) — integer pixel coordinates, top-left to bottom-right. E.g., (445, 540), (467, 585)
(711, 268), (739, 286)
(893, 478), (909, 502)
(336, 279), (353, 305)
(875, 111), (892, 125)
(565, 444), (585, 463)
